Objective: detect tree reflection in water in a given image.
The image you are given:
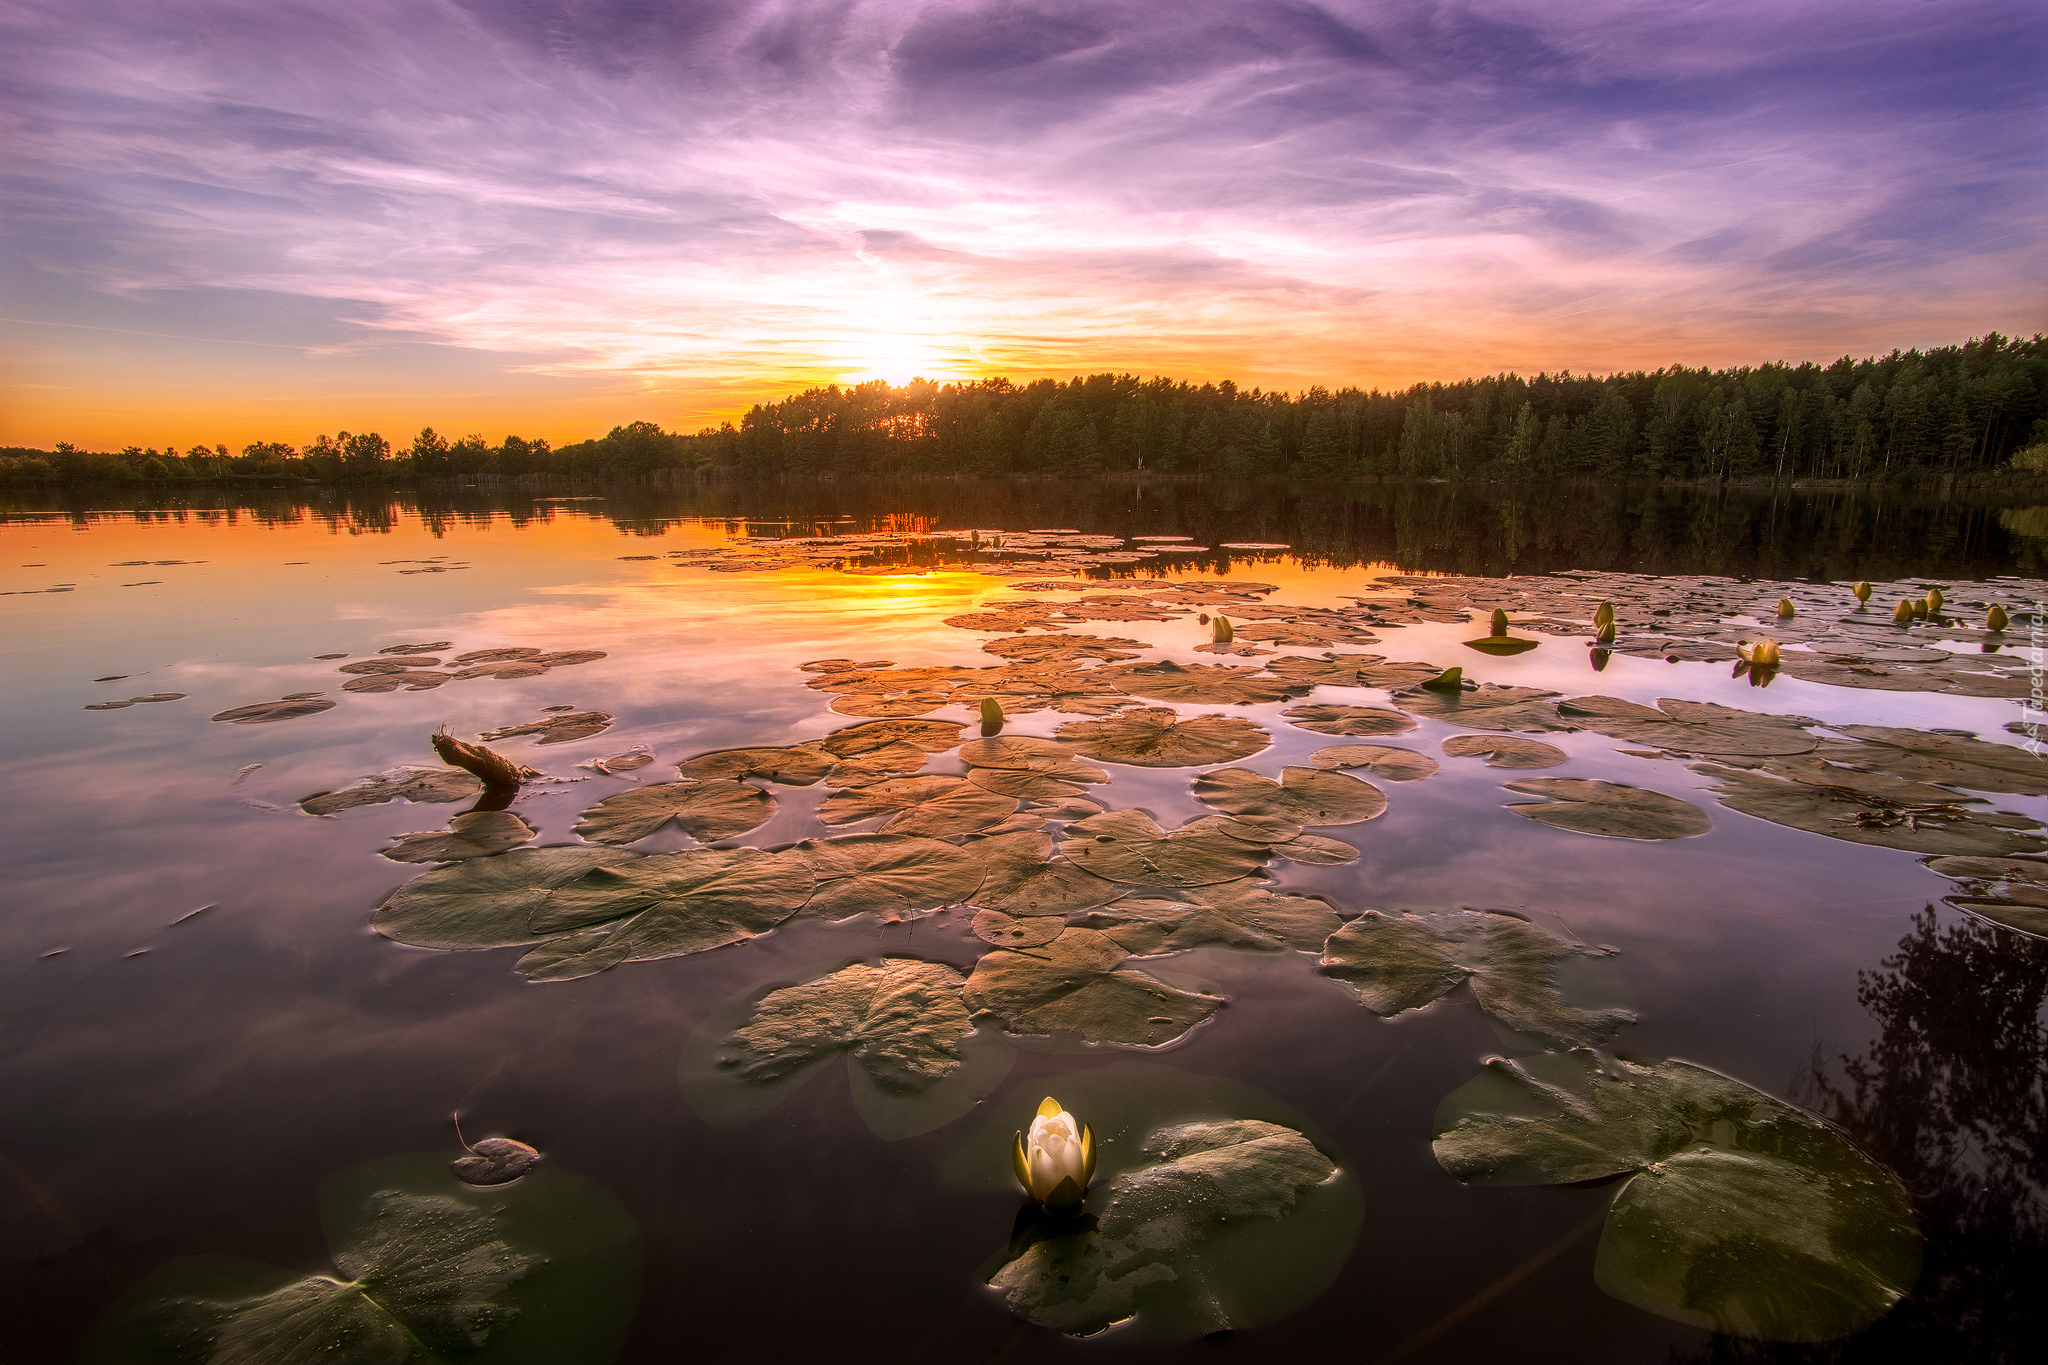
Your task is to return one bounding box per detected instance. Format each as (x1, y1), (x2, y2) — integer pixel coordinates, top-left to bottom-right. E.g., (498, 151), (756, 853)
(1677, 907), (2047, 1363)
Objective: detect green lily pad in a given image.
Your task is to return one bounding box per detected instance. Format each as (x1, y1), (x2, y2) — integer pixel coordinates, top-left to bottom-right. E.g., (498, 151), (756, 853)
(1557, 696), (1819, 756)
(1394, 682), (1571, 732)
(511, 847), (816, 980)
(1307, 744), (1440, 780)
(788, 833), (984, 921)
(1440, 734), (1567, 769)
(1089, 660), (1312, 706)
(1694, 764), (2048, 856)
(374, 847), (638, 950)
(299, 766), (480, 816)
(1054, 707), (1271, 767)
(210, 697), (338, 724)
(73, 1152), (639, 1365)
(962, 927), (1225, 1046)
(1922, 854), (2048, 935)
(818, 774), (1018, 837)
(479, 711), (614, 746)
(1279, 704), (1418, 737)
(1502, 778), (1713, 840)
(678, 957), (1016, 1141)
(1463, 636), (1540, 656)
(961, 830), (1124, 916)
(674, 745), (835, 785)
(1059, 809), (1271, 887)
(1321, 908), (1635, 1049)
(1432, 1051), (1921, 1342)
(384, 811), (538, 863)
(960, 1064), (1361, 1344)
(1077, 879), (1342, 955)
(1828, 725), (2048, 795)
(1192, 766), (1388, 826)
(571, 780), (776, 845)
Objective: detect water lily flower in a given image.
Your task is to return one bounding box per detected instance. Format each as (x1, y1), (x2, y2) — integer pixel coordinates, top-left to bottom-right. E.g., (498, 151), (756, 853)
(1926, 587), (1945, 612)
(1213, 615), (1234, 644)
(1893, 599), (1915, 623)
(1595, 619), (1617, 644)
(1852, 581), (1872, 603)
(1776, 598), (1796, 619)
(1593, 601), (1615, 629)
(1987, 604), (2011, 631)
(980, 697), (1005, 725)
(1013, 1097), (1096, 1209)
(1912, 598), (1930, 619)
(1739, 638), (1781, 667)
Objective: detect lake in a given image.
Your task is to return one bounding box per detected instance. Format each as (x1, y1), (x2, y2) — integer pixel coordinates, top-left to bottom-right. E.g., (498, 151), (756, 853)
(4, 478), (2044, 1364)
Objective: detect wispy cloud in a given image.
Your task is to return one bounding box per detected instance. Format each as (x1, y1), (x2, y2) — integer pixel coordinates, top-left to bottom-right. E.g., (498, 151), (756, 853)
(3, 0), (2042, 441)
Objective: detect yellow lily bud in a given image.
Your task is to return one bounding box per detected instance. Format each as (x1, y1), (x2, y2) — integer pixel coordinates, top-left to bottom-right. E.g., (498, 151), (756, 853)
(1013, 1097), (1095, 1208)
(1987, 604), (2010, 631)
(1926, 587), (1944, 612)
(980, 697), (1005, 725)
(1595, 620), (1616, 644)
(1852, 581), (1872, 603)
(1912, 598), (1929, 620)
(1894, 599), (1914, 623)
(1776, 598), (1796, 619)
(1593, 601), (1615, 629)
(1740, 638), (1781, 667)
(1212, 615), (1234, 644)
(1419, 666), (1464, 693)
(1489, 609), (1509, 638)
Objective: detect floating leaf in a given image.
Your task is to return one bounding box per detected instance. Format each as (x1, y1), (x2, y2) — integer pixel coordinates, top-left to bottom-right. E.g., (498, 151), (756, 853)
(1263, 832), (1360, 866)
(1279, 703), (1418, 737)
(339, 656), (441, 673)
(300, 766), (479, 816)
(480, 711), (614, 745)
(818, 718), (965, 757)
(572, 779), (776, 845)
(963, 927), (1224, 1046)
(1464, 635), (1539, 656)
(1192, 766), (1388, 826)
(342, 670), (454, 693)
(1322, 909), (1634, 1048)
(451, 647), (543, 665)
(716, 957), (973, 1092)
(1079, 879), (1342, 955)
(789, 834), (984, 921)
(1059, 809), (1270, 887)
(1827, 725), (2048, 795)
(73, 1153), (639, 1365)
(1432, 1051), (1921, 1342)
(974, 909), (1067, 947)
(819, 741), (931, 788)
(1922, 854), (2048, 935)
(1307, 744), (1440, 780)
(1440, 734), (1567, 769)
(982, 633), (1146, 664)
(1394, 682), (1569, 732)
(1502, 778), (1712, 840)
(818, 774), (1017, 837)
(1694, 763), (2047, 856)
(384, 811), (538, 863)
(452, 1137), (540, 1187)
(1089, 659), (1311, 705)
(1263, 653), (1442, 690)
(211, 697), (337, 724)
(961, 830), (1124, 916)
(1055, 707), (1271, 767)
(374, 847), (638, 950)
(1558, 696), (1818, 756)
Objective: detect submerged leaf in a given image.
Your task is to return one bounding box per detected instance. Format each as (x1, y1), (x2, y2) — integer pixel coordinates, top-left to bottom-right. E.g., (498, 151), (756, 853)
(719, 957), (973, 1093)
(1055, 706), (1271, 767)
(1502, 778), (1713, 840)
(1440, 734), (1567, 769)
(1279, 703), (1418, 737)
(1307, 744), (1440, 780)
(789, 834), (984, 921)
(963, 927), (1224, 1046)
(1192, 766), (1388, 826)
(299, 766), (479, 816)
(1432, 1051), (1921, 1343)
(572, 780), (776, 844)
(1322, 908), (1634, 1048)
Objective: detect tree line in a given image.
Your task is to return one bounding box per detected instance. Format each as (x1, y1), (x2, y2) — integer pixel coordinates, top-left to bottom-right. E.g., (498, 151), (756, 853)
(6, 332), (2043, 487)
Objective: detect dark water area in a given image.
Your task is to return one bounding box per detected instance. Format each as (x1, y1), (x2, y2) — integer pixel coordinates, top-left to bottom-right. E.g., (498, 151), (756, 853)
(2, 481), (2043, 1365)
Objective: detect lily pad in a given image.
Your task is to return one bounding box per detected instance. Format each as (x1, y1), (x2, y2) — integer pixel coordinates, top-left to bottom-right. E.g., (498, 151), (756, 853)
(1558, 696), (1818, 757)
(1078, 879), (1342, 955)
(819, 741), (932, 788)
(1463, 636), (1540, 656)
(961, 830), (1124, 916)
(1059, 809), (1271, 887)
(982, 634), (1146, 664)
(374, 847), (640, 950)
(384, 811), (538, 863)
(1432, 1051), (1921, 1342)
(511, 847), (816, 981)
(210, 697), (337, 724)
(452, 1137), (541, 1187)
(1304, 744), (1439, 780)
(974, 909), (1069, 947)
(1090, 660), (1312, 706)
(1922, 854), (2048, 935)
(676, 745), (835, 785)
(1279, 704), (1418, 737)
(959, 736), (1107, 784)
(1394, 682), (1571, 732)
(1828, 725), (2048, 795)
(480, 711), (614, 746)
(789, 834), (984, 921)
(1192, 766), (1388, 826)
(1694, 763), (2048, 856)
(300, 766), (480, 816)
(1055, 707), (1271, 767)
(1322, 909), (1634, 1049)
(962, 927), (1224, 1046)
(817, 718), (965, 757)
(572, 780), (776, 844)
(1440, 735), (1567, 769)
(1263, 653), (1443, 690)
(818, 774), (1018, 837)
(342, 670), (454, 693)
(73, 1152), (640, 1365)
(1502, 778), (1713, 840)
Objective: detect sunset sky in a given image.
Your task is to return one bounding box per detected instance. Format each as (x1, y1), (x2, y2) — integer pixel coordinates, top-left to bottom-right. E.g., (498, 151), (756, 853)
(3, 0), (2043, 450)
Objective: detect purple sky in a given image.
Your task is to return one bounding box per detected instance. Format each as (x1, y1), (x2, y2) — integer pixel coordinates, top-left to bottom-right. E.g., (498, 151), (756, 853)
(3, 0), (2043, 444)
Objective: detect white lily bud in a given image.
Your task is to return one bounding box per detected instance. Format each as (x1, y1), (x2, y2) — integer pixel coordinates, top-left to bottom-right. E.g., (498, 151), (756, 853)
(1012, 1097), (1096, 1208)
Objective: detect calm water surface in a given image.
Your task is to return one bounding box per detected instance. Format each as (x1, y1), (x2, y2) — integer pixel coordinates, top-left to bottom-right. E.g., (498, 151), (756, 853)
(3, 480), (2043, 1364)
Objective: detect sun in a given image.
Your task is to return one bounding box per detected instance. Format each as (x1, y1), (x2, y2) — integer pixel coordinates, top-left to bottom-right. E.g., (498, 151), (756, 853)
(836, 333), (964, 386)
